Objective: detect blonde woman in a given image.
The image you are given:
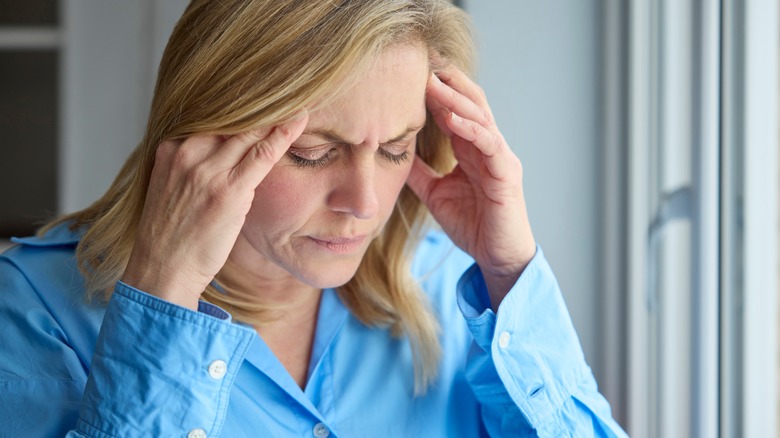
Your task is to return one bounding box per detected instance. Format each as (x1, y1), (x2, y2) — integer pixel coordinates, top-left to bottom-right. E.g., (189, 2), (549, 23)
(0, 1), (627, 436)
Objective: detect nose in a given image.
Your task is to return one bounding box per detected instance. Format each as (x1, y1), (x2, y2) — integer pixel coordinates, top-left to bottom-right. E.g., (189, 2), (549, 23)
(327, 160), (380, 220)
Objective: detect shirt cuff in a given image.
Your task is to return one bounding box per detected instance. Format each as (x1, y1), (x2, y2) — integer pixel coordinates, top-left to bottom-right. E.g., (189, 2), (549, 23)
(77, 281), (255, 438)
(455, 244), (545, 351)
(456, 245), (592, 432)
(114, 280), (234, 321)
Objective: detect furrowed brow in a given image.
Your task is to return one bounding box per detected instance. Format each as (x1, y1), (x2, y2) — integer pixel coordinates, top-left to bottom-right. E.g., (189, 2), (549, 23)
(302, 122), (426, 147)
(381, 123), (426, 146)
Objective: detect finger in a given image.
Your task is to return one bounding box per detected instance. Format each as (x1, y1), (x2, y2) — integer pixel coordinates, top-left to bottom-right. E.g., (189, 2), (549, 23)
(447, 112), (502, 156)
(405, 155), (442, 205)
(425, 93), (454, 137)
(450, 136), (481, 176)
(208, 126), (274, 170)
(210, 110), (308, 168)
(157, 135), (223, 171)
(435, 64), (490, 109)
(427, 74), (492, 127)
(229, 113), (309, 187)
(446, 112), (511, 179)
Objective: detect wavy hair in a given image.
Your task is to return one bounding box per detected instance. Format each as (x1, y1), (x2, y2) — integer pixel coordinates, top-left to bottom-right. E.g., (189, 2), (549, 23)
(42, 0), (474, 393)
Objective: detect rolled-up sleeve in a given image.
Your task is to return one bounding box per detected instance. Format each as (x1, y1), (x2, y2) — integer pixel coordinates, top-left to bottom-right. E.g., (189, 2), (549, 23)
(72, 281), (255, 438)
(457, 246), (628, 437)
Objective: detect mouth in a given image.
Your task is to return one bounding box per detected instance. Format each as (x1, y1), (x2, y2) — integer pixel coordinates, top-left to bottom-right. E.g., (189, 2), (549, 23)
(308, 235), (367, 254)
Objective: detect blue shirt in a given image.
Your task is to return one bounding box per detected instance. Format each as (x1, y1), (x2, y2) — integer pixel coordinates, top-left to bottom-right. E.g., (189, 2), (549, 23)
(0, 223), (627, 437)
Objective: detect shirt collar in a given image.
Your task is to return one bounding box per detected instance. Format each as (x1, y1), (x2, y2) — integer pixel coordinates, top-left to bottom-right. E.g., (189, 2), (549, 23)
(11, 222), (83, 247)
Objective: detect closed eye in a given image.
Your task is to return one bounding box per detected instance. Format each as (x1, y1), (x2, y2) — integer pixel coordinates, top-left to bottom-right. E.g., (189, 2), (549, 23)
(378, 138), (415, 165)
(287, 147), (338, 168)
(378, 148), (411, 165)
(287, 140), (414, 168)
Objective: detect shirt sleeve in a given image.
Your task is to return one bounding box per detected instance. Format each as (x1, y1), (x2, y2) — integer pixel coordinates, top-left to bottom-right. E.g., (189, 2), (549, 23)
(70, 281), (256, 437)
(456, 246), (629, 437)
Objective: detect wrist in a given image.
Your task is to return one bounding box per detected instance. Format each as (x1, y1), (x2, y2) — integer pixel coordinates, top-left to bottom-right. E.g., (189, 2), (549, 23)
(121, 261), (205, 311)
(482, 271), (520, 313)
(480, 243), (537, 312)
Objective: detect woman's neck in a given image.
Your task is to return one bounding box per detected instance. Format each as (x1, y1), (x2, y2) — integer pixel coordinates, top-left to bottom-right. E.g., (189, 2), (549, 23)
(221, 237), (323, 388)
(223, 236), (322, 311)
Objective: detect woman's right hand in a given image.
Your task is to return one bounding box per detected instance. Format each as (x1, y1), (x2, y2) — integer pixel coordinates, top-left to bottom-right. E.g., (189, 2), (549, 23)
(121, 113), (309, 310)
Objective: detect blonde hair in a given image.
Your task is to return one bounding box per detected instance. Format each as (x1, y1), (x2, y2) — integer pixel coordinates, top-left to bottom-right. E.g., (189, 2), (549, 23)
(42, 0), (474, 393)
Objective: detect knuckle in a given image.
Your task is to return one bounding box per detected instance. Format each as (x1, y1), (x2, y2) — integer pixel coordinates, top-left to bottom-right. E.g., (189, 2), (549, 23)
(170, 145), (192, 168)
(447, 87), (460, 105)
(482, 109), (493, 125)
(155, 141), (175, 162)
(204, 182), (229, 205)
(469, 122), (482, 139)
(237, 133), (258, 145)
(235, 129), (265, 145)
(249, 140), (279, 162)
(491, 133), (505, 154)
(186, 164), (211, 187)
(275, 124), (294, 140)
(476, 86), (487, 101)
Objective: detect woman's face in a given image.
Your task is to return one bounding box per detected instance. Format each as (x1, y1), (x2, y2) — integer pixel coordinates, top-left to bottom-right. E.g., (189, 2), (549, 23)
(233, 45), (429, 288)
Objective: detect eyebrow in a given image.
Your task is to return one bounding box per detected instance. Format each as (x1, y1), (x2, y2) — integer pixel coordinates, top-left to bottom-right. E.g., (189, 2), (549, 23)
(301, 122), (426, 147)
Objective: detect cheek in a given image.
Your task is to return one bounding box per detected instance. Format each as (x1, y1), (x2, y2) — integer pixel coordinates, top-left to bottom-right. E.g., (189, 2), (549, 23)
(246, 160), (413, 230)
(246, 168), (316, 230)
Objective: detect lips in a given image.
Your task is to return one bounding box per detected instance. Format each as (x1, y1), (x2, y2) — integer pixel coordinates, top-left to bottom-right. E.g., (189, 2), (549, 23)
(308, 235), (367, 254)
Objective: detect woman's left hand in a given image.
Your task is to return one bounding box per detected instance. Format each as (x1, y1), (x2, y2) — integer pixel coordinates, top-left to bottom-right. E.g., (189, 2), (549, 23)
(406, 65), (536, 310)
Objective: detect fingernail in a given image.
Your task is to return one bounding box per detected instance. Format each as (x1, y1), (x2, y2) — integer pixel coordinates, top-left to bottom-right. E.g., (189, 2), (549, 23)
(450, 112), (462, 124)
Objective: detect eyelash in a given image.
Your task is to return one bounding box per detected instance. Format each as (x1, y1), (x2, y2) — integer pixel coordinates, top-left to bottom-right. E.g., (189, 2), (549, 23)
(288, 148), (411, 168)
(288, 149), (337, 168)
(379, 149), (411, 165)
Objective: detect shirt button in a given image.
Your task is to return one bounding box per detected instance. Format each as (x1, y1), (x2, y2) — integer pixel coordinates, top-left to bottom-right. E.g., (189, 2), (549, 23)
(498, 331), (511, 349)
(208, 360), (228, 380)
(313, 422), (330, 438)
(188, 429), (207, 438)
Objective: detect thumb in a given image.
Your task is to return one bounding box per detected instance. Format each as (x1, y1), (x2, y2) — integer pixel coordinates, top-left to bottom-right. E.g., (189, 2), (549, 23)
(406, 155), (440, 205)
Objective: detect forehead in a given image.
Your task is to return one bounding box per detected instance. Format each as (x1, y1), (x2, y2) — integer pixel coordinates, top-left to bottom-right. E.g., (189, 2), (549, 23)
(304, 45), (429, 141)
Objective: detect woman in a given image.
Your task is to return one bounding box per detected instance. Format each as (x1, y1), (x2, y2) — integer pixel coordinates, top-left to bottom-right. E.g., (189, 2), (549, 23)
(0, 0), (627, 436)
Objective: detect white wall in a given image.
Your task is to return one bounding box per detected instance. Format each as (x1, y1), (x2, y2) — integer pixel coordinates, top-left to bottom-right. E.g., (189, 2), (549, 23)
(463, 0), (604, 375)
(60, 0), (189, 213)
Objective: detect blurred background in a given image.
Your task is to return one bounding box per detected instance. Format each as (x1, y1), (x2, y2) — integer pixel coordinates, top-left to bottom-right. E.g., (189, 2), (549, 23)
(0, 1), (777, 436)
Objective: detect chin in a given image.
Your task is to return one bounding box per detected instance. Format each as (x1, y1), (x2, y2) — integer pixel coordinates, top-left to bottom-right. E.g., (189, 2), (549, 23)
(298, 273), (358, 290)
(291, 262), (362, 290)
